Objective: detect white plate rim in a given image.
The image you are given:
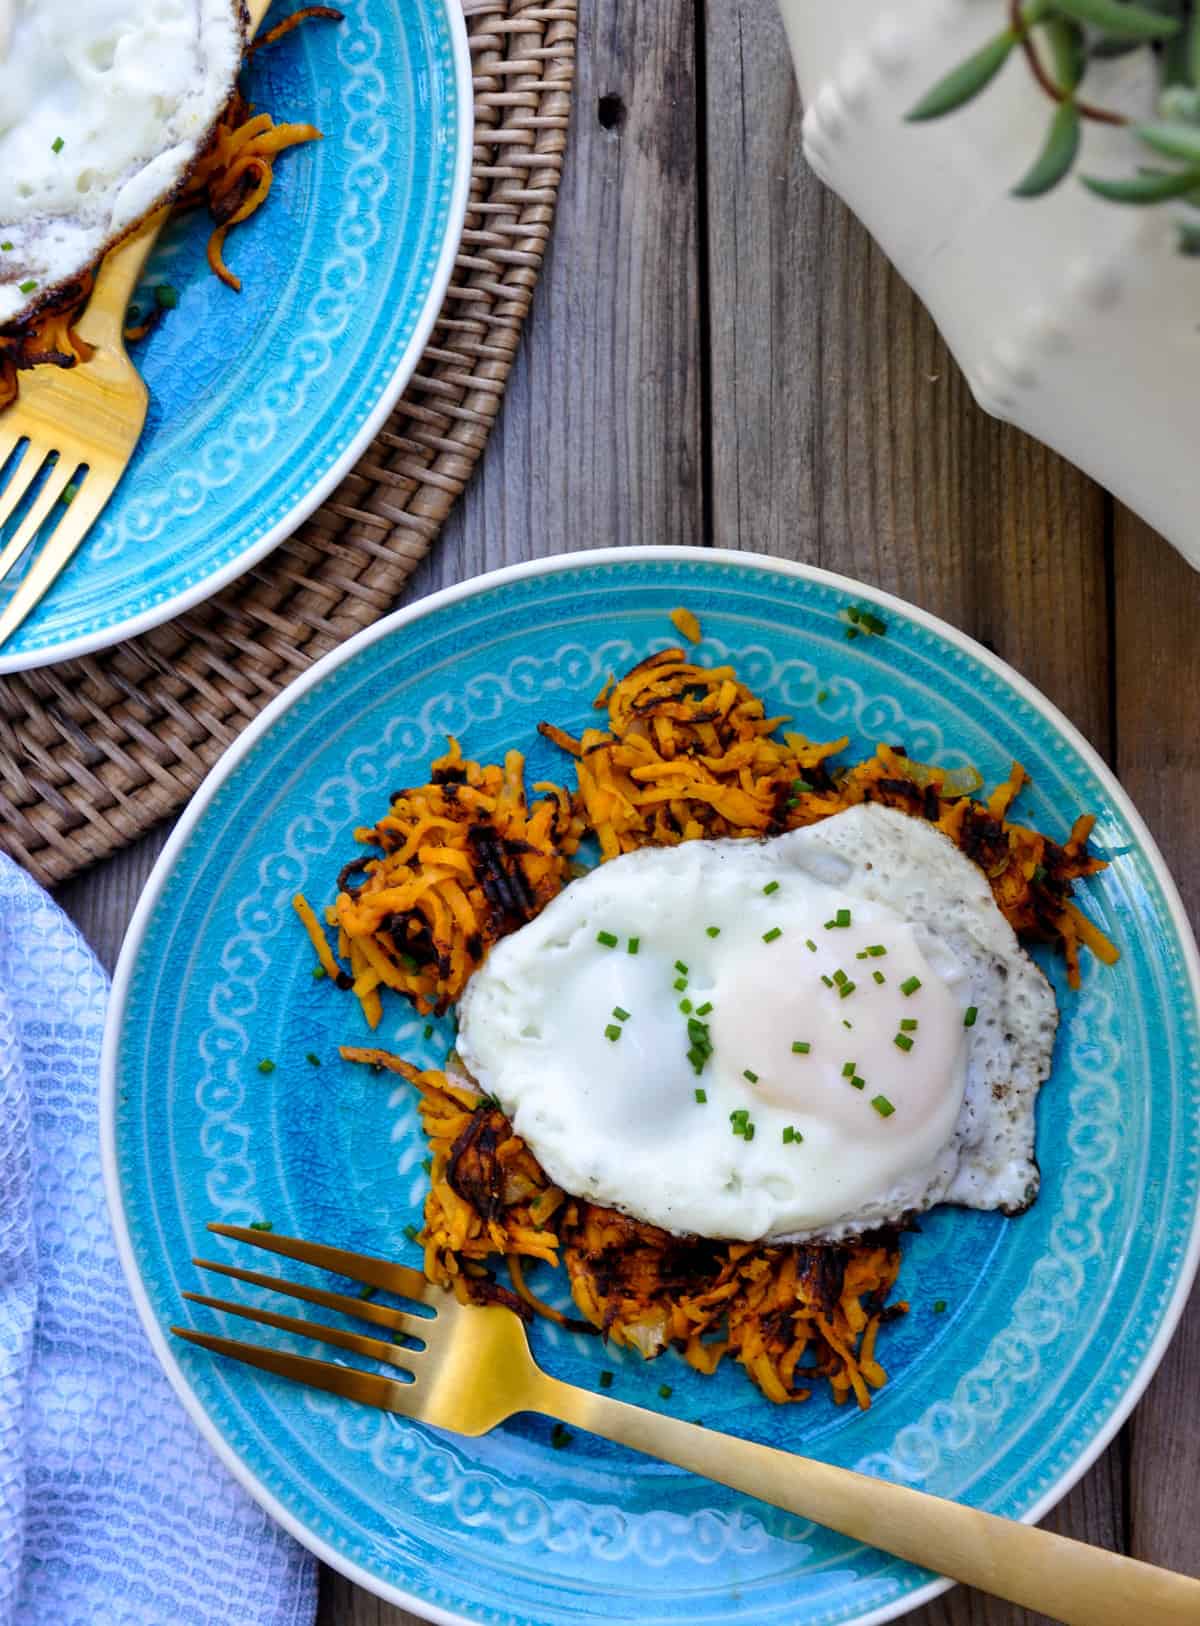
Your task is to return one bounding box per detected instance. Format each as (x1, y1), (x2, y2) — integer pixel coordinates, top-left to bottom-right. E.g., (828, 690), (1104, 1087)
(99, 544), (1200, 1626)
(0, 0), (474, 677)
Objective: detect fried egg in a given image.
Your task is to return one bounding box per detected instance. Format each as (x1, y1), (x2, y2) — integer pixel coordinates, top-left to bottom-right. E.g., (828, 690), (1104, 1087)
(456, 804), (1058, 1243)
(0, 0), (242, 324)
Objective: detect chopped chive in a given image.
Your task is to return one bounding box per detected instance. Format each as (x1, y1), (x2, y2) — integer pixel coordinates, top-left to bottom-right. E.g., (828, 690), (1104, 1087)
(551, 1423), (572, 1450)
(842, 1019), (853, 1030)
(871, 1094), (896, 1118)
(964, 1006), (978, 1028)
(762, 880), (780, 896)
(791, 778), (813, 794)
(695, 1001), (713, 1016)
(627, 936), (640, 955)
(893, 1033), (914, 1053)
(730, 1108), (749, 1122)
(403, 1223), (419, 1243)
(658, 1383), (673, 1400)
(743, 1123), (755, 1141)
(792, 1040), (811, 1054)
(873, 970), (886, 985)
(679, 998), (693, 1014)
(786, 798), (799, 808)
(421, 1156), (432, 1174)
(900, 976), (922, 997)
(52, 135), (65, 153)
(675, 960), (689, 975)
(838, 981), (856, 999)
(0, 242), (11, 251)
(837, 909), (851, 927)
(599, 1370), (614, 1388)
(842, 1061), (857, 1077)
(154, 282), (178, 310)
(62, 482), (78, 505)
(762, 927), (782, 943)
(933, 1299), (947, 1315)
(856, 951), (869, 960)
(604, 1024), (622, 1042)
(851, 1075), (867, 1091)
(743, 1068), (759, 1084)
(596, 930), (618, 948)
(257, 1059), (275, 1074)
(687, 1048), (707, 1070)
(694, 1088), (707, 1103)
(706, 925), (721, 938)
(833, 969), (848, 986)
(866, 945), (887, 957)
(783, 1125), (795, 1143)
(821, 974), (834, 988)
(249, 1220), (274, 1232)
(805, 938), (817, 953)
(673, 976), (688, 991)
(900, 1018), (918, 1032)
(612, 1006), (631, 1022)
(18, 280), (36, 294)
(817, 688), (829, 702)
(305, 1051), (321, 1067)
(845, 626), (860, 641)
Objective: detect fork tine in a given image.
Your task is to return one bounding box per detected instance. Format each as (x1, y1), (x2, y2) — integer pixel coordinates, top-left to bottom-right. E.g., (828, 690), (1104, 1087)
(0, 473), (114, 651)
(0, 455), (79, 588)
(192, 1257), (433, 1339)
(0, 439), (43, 534)
(207, 1223), (432, 1303)
(181, 1290), (425, 1369)
(171, 1325), (413, 1412)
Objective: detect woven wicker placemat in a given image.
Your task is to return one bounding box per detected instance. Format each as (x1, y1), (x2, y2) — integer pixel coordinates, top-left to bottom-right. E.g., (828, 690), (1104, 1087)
(0, 0), (576, 888)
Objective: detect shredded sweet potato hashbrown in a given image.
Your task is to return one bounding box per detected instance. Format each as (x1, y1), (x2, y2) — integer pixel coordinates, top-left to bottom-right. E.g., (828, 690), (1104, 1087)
(301, 635), (1118, 1408)
(342, 1050), (906, 1409)
(294, 739), (584, 1022)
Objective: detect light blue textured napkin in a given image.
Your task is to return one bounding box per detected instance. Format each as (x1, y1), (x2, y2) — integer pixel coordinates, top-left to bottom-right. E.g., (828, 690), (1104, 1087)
(0, 853), (317, 1626)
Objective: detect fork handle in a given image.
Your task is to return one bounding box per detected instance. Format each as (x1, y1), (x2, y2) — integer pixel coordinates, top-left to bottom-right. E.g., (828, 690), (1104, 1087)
(530, 1374), (1200, 1624)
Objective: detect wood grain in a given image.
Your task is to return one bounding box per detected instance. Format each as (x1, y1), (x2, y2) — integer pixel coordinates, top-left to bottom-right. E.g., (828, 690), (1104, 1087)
(1113, 508), (1200, 1585)
(407, 0), (703, 602)
(701, 0), (1111, 755)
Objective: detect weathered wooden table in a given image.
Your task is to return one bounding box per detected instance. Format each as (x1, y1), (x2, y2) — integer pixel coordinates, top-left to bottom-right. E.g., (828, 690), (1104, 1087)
(59, 1), (1200, 1621)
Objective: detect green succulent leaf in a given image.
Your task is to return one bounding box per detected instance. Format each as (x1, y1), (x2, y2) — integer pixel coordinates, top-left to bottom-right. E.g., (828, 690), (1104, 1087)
(1046, 17), (1087, 90)
(1083, 165), (1200, 201)
(907, 29), (1017, 121)
(1014, 101), (1083, 195)
(1159, 84), (1200, 122)
(1055, 0), (1183, 40)
(1137, 118), (1200, 162)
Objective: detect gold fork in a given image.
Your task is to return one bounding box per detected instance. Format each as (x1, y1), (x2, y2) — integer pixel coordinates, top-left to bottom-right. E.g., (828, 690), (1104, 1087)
(0, 0), (272, 654)
(174, 1223), (1200, 1625)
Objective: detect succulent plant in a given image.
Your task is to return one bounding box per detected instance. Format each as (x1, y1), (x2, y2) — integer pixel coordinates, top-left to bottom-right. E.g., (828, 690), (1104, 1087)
(909, 0), (1200, 245)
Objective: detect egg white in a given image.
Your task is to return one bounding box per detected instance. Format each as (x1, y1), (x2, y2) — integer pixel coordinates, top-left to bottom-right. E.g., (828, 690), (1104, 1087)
(0, 0), (243, 324)
(456, 805), (1059, 1244)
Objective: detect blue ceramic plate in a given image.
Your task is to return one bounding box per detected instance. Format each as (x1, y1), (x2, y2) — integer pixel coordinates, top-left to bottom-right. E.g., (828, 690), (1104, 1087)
(0, 0), (471, 674)
(102, 550), (1200, 1626)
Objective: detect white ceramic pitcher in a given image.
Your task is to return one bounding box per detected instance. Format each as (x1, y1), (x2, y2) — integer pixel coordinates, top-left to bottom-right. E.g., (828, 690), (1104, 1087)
(778, 0), (1200, 571)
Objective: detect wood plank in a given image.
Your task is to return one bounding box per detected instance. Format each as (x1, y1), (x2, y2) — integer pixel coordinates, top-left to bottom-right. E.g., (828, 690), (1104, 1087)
(56, 827), (171, 974)
(1113, 509), (1200, 1584)
(701, 0), (1111, 756)
(702, 3), (1123, 1621)
(318, 1570), (425, 1626)
(408, 0), (704, 602)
